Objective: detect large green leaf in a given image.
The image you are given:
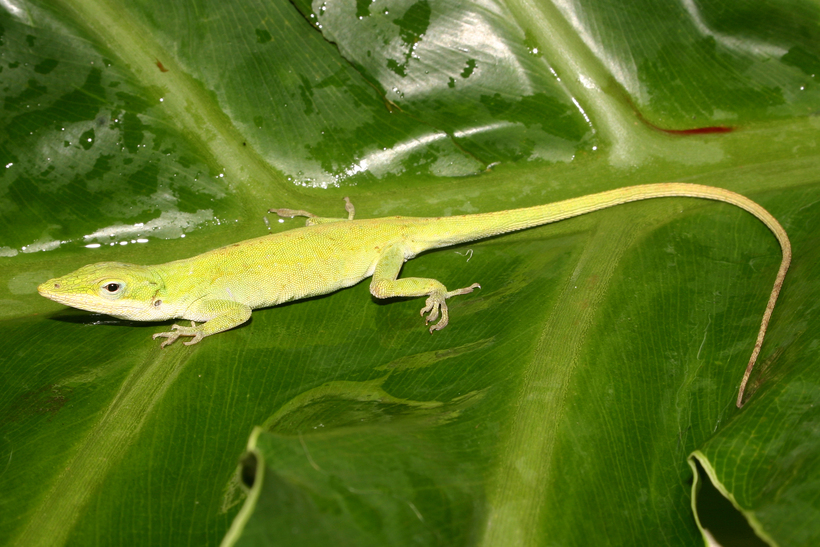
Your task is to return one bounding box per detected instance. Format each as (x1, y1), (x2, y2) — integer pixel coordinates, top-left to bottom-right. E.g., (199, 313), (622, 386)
(1, 0), (818, 545)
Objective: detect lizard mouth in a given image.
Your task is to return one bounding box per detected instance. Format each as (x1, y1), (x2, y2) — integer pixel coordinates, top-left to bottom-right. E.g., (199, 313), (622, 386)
(38, 285), (147, 321)
(37, 284), (88, 308)
(37, 280), (111, 312)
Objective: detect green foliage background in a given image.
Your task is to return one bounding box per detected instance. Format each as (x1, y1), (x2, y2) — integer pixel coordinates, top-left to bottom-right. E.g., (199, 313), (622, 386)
(1, 0), (819, 545)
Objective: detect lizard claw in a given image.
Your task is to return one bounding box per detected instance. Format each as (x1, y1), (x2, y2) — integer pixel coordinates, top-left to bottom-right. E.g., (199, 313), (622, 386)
(420, 283), (481, 333)
(152, 321), (199, 348)
(153, 326), (181, 348)
(426, 301), (450, 333)
(182, 335), (204, 346)
(420, 295), (442, 324)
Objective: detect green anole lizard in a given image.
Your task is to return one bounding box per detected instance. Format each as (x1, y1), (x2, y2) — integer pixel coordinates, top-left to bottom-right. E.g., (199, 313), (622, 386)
(38, 183), (791, 407)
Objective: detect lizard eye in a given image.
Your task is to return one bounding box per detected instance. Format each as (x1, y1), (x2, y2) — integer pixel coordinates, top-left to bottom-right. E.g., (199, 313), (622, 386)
(99, 281), (125, 297)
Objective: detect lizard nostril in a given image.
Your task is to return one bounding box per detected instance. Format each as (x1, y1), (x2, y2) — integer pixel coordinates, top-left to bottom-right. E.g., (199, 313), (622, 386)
(54, 283), (61, 289)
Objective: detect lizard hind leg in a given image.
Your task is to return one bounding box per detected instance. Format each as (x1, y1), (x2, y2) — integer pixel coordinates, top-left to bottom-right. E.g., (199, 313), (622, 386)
(269, 197), (355, 226)
(268, 207), (317, 219)
(370, 245), (480, 333)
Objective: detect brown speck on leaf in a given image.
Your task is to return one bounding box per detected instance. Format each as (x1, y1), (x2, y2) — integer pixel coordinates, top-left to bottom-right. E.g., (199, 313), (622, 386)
(0, 384), (73, 427)
(156, 59), (169, 72)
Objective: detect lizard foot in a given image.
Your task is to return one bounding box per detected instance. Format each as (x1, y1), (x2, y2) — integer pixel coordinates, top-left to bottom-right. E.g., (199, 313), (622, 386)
(420, 283), (481, 333)
(343, 197), (355, 220)
(269, 207), (317, 219)
(152, 321), (205, 348)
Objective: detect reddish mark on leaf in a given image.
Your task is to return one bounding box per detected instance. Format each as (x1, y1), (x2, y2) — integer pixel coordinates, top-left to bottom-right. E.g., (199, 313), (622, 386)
(626, 96), (735, 135)
(640, 113), (735, 135)
(156, 60), (169, 73)
(656, 125), (734, 135)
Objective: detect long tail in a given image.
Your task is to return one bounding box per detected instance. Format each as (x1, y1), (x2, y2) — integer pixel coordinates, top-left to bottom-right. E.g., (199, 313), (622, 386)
(426, 182), (791, 408)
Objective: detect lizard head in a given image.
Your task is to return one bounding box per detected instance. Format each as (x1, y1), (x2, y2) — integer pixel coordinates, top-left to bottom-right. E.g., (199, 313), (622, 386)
(38, 262), (169, 321)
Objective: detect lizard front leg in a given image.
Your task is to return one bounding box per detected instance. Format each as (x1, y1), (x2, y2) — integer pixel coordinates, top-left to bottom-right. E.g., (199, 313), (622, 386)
(152, 299), (252, 348)
(369, 245), (480, 332)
